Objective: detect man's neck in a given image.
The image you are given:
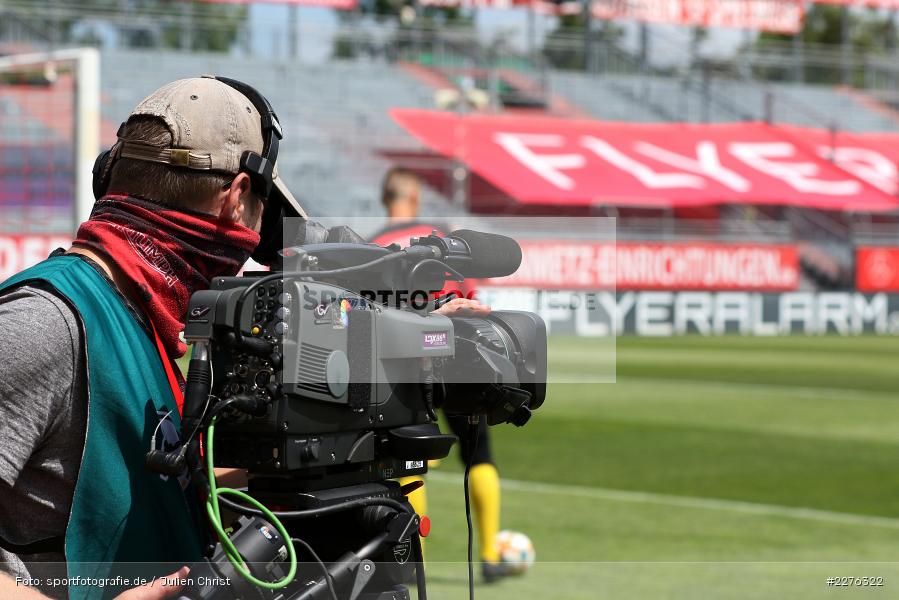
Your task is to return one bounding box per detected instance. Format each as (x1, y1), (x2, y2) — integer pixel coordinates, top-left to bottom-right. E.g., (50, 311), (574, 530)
(387, 199), (418, 224)
(67, 245), (136, 301)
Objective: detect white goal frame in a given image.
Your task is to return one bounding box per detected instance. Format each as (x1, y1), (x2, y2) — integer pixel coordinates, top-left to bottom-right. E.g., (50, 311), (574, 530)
(0, 47), (100, 228)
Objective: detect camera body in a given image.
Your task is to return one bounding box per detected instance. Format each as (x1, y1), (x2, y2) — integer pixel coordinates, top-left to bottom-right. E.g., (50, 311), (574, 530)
(184, 257), (546, 487)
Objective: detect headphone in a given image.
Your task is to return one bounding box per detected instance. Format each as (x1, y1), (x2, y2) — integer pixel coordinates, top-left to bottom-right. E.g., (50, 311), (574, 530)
(90, 76), (286, 265)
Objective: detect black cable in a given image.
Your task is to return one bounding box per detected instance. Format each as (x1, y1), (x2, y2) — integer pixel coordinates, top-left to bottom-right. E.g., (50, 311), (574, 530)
(217, 494), (411, 519)
(463, 419), (480, 600)
(290, 538), (339, 600)
(207, 396), (242, 422)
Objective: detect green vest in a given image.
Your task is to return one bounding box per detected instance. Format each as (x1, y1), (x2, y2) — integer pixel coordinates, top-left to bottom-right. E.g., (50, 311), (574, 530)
(0, 256), (203, 599)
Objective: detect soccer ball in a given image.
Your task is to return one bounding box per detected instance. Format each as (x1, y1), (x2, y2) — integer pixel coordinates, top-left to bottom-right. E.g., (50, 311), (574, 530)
(495, 530), (535, 574)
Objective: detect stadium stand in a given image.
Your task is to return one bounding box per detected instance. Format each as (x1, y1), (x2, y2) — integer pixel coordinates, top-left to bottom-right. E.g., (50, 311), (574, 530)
(549, 71), (899, 131)
(0, 76), (75, 234)
(99, 51), (449, 222)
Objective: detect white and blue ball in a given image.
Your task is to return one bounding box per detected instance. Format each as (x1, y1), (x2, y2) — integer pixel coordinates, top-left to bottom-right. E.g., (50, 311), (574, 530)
(495, 530), (535, 574)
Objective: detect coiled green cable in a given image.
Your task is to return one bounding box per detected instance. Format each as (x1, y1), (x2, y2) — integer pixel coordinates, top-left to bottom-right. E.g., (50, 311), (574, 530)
(205, 417), (298, 589)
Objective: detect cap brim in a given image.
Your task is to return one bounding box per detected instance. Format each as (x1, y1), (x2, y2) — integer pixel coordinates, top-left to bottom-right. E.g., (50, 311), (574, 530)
(271, 166), (307, 218)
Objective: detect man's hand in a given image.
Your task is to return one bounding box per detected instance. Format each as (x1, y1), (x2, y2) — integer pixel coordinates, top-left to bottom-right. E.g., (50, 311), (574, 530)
(114, 567), (190, 600)
(432, 297), (491, 317)
(213, 467), (248, 489)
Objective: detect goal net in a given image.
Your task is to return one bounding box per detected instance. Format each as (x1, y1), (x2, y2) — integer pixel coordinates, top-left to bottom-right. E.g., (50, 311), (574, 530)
(0, 47), (99, 279)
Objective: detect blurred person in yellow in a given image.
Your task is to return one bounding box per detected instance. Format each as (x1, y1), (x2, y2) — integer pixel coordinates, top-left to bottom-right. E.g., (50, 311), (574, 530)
(369, 167), (513, 583)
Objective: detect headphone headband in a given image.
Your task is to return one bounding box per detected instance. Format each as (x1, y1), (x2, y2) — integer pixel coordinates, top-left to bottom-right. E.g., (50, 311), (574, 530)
(214, 76), (282, 200)
(214, 76), (282, 160)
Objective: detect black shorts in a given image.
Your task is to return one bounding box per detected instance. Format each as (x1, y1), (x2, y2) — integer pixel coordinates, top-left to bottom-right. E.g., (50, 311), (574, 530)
(446, 415), (493, 467)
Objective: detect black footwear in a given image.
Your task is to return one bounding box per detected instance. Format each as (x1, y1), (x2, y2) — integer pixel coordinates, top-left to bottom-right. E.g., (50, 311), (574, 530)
(482, 560), (517, 583)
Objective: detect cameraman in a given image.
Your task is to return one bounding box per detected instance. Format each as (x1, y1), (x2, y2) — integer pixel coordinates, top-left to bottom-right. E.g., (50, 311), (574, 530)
(0, 77), (301, 600)
(370, 168), (514, 583)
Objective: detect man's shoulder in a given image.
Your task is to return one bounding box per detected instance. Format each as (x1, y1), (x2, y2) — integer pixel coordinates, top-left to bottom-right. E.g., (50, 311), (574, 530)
(4, 252), (151, 336)
(0, 284), (82, 347)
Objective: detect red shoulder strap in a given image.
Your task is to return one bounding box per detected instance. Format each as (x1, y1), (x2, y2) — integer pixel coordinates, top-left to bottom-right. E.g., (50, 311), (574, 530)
(151, 323), (185, 416)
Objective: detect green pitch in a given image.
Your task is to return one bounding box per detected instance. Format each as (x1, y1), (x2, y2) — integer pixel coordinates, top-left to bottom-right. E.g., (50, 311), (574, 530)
(419, 335), (899, 599)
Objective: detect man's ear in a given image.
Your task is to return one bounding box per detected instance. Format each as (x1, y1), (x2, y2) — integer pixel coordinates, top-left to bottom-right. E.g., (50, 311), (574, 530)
(218, 173), (253, 222)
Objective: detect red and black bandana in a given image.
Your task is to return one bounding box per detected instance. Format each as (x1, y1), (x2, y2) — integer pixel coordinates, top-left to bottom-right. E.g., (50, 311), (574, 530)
(74, 195), (260, 358)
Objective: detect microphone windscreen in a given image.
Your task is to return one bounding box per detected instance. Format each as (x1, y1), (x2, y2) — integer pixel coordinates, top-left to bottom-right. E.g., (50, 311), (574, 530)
(294, 219), (330, 245)
(325, 225), (366, 244)
(450, 230), (522, 278)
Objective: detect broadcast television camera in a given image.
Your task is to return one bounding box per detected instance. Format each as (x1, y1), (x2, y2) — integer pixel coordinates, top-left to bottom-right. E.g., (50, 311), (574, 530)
(161, 221), (547, 600)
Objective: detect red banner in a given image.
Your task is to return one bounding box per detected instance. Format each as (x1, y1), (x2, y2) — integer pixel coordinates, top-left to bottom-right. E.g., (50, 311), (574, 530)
(591, 0), (804, 34)
(390, 110), (899, 212)
(779, 126), (899, 197)
(198, 0), (358, 9)
(0, 234), (72, 281)
(488, 241), (799, 291)
(856, 247), (899, 292)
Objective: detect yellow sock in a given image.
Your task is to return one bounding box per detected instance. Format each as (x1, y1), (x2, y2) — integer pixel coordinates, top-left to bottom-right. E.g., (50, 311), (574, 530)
(469, 463), (501, 563)
(399, 475), (428, 557)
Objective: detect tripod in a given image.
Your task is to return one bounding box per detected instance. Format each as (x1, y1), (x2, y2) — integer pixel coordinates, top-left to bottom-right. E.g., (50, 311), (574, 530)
(178, 479), (427, 600)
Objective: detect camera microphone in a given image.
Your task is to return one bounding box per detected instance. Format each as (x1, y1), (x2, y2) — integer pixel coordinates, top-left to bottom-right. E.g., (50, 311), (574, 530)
(409, 229), (522, 279)
(450, 230), (522, 278)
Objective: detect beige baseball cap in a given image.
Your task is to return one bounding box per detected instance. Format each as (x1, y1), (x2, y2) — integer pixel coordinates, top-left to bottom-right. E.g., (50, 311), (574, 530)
(116, 75), (306, 218)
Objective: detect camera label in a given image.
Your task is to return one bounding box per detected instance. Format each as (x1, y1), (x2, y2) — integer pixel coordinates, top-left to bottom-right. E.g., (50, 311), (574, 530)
(393, 539), (412, 564)
(405, 460), (425, 469)
(422, 331), (448, 348)
(313, 302), (331, 324)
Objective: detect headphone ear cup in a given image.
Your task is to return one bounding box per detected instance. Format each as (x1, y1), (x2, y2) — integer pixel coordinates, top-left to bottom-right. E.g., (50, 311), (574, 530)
(251, 203), (286, 267)
(240, 150), (275, 199)
(91, 149), (112, 200)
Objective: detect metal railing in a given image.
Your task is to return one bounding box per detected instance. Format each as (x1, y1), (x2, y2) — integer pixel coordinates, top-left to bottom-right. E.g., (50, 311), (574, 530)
(7, 4), (898, 131)
(849, 218), (899, 245)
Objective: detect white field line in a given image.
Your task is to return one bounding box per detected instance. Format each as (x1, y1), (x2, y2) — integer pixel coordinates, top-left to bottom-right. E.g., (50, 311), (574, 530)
(426, 472), (899, 531)
(548, 374), (895, 401)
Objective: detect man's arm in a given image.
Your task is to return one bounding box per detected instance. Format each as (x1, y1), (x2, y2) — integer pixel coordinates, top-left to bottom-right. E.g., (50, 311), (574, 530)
(0, 288), (81, 599)
(0, 287), (76, 487)
(0, 573), (50, 600)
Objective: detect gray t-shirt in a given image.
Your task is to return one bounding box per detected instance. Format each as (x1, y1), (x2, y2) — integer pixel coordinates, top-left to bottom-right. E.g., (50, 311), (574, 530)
(0, 284), (87, 598)
(0, 254), (151, 599)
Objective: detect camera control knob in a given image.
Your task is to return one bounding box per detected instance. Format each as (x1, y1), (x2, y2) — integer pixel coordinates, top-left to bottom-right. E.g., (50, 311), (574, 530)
(278, 292), (292, 305)
(274, 321), (288, 336)
(275, 307), (290, 321)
